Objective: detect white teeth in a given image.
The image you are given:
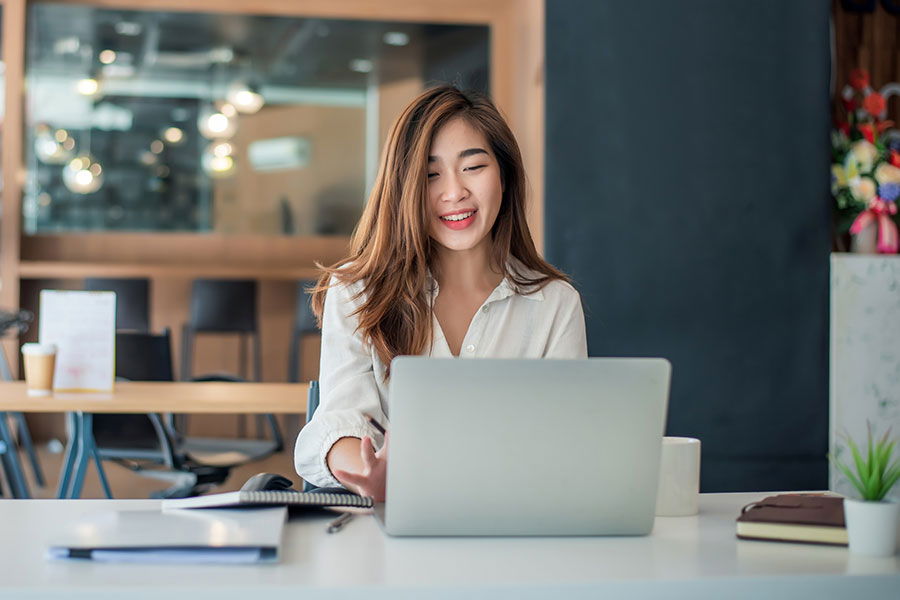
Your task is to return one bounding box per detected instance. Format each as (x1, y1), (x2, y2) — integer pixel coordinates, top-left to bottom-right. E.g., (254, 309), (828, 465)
(441, 211), (474, 222)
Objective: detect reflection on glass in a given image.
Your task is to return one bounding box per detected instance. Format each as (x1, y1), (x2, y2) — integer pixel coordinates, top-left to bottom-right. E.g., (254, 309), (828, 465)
(23, 4), (489, 235)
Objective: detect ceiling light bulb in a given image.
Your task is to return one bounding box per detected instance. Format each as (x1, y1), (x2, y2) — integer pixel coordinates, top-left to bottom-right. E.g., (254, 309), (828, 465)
(162, 127), (184, 144)
(35, 128), (75, 165)
(212, 142), (233, 157)
(76, 78), (99, 96)
(202, 142), (237, 177)
(99, 50), (117, 64)
(63, 156), (104, 194)
(197, 108), (237, 139)
(226, 85), (265, 114)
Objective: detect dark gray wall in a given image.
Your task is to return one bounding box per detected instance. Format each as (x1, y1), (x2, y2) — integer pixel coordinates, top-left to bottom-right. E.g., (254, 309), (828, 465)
(545, 1), (832, 492)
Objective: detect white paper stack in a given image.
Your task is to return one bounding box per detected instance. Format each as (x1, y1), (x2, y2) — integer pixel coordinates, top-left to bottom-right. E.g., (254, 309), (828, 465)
(47, 506), (287, 564)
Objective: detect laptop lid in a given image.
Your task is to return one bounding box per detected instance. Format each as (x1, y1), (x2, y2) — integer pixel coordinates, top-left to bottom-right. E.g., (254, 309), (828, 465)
(380, 357), (671, 536)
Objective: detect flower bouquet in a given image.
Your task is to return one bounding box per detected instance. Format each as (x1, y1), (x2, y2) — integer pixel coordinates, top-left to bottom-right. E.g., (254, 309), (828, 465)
(832, 68), (900, 253)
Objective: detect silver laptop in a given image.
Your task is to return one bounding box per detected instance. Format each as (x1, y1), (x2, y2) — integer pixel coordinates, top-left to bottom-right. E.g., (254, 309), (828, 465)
(376, 357), (671, 536)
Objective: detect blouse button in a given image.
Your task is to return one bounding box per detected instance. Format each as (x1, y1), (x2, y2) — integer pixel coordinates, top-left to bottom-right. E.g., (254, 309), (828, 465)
(465, 344), (476, 353)
(481, 305), (490, 313)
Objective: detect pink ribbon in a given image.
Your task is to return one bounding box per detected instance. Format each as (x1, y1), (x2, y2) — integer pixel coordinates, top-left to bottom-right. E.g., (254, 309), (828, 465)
(850, 197), (899, 253)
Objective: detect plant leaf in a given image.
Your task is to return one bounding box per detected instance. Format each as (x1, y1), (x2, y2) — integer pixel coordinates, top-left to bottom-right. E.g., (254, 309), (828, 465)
(878, 460), (900, 500)
(831, 454), (867, 498)
(847, 436), (870, 486)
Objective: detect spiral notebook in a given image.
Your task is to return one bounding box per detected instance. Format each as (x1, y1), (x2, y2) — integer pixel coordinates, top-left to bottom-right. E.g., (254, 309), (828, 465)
(162, 489), (374, 510)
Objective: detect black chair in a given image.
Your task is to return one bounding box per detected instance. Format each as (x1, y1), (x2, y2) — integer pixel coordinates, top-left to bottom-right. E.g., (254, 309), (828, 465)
(288, 280), (319, 383)
(84, 278), (150, 332)
(88, 329), (232, 498)
(175, 278), (282, 461)
(0, 309), (42, 498)
(181, 279), (260, 382)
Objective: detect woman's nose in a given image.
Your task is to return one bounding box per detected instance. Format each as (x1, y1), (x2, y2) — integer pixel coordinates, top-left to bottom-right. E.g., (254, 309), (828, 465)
(440, 172), (467, 201)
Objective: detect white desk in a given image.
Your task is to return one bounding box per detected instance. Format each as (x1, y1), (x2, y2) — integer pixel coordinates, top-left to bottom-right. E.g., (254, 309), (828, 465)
(0, 493), (897, 599)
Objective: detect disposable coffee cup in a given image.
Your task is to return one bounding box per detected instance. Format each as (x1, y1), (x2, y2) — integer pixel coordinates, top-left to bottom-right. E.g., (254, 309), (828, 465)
(21, 343), (57, 397)
(655, 436), (701, 517)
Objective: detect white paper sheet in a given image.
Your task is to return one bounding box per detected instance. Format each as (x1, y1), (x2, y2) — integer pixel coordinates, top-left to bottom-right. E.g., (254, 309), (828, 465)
(38, 290), (116, 392)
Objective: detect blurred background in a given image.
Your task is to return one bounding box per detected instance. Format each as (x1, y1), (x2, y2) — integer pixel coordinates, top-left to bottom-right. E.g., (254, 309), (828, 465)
(0, 1), (884, 497)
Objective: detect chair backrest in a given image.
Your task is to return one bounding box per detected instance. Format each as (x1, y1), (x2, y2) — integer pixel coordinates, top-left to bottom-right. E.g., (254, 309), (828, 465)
(93, 329), (175, 451)
(288, 280), (319, 383)
(188, 279), (257, 333)
(294, 280), (318, 335)
(115, 329), (175, 381)
(84, 277), (150, 332)
(302, 380), (320, 492)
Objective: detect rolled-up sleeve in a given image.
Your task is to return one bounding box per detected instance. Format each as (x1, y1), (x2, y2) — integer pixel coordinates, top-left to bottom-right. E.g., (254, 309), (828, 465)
(544, 283), (588, 359)
(294, 277), (385, 488)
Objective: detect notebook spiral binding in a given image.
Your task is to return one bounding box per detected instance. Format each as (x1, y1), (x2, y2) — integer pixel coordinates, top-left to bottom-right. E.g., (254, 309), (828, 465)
(245, 490), (374, 508)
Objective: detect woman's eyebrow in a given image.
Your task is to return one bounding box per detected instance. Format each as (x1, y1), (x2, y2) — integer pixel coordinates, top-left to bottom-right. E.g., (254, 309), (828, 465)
(427, 148), (488, 162)
(459, 148), (488, 158)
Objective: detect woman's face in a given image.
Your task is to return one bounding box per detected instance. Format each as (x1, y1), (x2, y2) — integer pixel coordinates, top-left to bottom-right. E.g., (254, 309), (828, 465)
(426, 117), (502, 254)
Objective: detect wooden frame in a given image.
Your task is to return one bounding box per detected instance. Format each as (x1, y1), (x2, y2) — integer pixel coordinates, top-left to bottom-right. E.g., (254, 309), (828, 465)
(0, 0), (545, 369)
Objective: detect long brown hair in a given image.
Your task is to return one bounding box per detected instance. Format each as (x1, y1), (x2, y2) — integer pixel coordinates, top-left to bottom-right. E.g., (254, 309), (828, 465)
(311, 85), (569, 372)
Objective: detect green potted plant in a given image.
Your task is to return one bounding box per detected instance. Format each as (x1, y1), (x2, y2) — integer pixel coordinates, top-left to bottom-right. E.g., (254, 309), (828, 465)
(830, 423), (900, 556)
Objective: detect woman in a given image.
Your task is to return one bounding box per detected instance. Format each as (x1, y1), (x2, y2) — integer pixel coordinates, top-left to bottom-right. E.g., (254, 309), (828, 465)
(294, 85), (587, 500)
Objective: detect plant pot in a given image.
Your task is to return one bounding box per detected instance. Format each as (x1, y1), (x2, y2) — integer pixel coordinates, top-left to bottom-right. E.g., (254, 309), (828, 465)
(844, 498), (899, 557)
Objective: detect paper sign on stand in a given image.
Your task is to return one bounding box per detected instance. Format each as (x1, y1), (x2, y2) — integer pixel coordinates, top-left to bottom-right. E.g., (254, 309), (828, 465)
(38, 290), (115, 392)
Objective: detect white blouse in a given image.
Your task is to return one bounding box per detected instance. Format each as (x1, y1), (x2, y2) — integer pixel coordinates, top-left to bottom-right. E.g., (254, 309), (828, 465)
(293, 266), (588, 488)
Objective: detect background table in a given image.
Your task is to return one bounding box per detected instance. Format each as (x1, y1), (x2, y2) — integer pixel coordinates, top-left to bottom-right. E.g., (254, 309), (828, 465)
(0, 493), (897, 599)
(0, 381), (308, 414)
(0, 381), (308, 498)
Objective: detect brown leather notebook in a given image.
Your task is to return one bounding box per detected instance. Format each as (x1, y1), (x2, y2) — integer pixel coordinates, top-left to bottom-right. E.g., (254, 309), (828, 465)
(735, 493), (847, 546)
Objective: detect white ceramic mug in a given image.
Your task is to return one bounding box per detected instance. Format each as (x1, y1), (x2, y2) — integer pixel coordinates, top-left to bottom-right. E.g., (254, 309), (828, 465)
(655, 436), (701, 517)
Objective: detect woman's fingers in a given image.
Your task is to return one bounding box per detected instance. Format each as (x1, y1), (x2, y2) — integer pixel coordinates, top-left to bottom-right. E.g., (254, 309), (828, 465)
(375, 431), (389, 459)
(359, 435), (377, 470)
(332, 469), (365, 490)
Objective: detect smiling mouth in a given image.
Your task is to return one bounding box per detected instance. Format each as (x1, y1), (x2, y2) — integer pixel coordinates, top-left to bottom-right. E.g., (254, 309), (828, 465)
(440, 209), (477, 222)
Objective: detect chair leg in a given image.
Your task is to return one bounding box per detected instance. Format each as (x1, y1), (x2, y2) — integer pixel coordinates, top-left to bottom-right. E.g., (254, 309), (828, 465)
(266, 414), (284, 452)
(0, 413), (30, 498)
(13, 412), (45, 487)
(92, 448), (113, 499)
(180, 324), (193, 381)
(253, 332), (262, 382)
(239, 334), (248, 380)
(67, 412), (93, 499)
(57, 412), (80, 498)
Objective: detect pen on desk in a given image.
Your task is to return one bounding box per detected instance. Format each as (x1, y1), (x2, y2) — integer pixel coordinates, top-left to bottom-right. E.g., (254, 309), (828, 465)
(364, 413), (387, 436)
(326, 512), (354, 534)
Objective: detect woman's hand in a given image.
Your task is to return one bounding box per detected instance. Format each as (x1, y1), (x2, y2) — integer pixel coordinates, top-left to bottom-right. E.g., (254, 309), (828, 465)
(331, 434), (388, 502)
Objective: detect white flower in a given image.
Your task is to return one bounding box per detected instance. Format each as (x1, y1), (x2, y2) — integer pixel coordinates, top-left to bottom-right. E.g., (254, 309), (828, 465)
(847, 140), (879, 173)
(875, 162), (900, 185)
(851, 176), (877, 202)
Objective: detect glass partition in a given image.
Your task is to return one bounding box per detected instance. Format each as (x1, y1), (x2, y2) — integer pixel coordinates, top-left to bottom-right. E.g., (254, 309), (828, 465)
(23, 3), (489, 234)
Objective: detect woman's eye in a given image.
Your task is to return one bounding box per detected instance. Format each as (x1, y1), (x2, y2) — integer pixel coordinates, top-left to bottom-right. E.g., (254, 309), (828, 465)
(427, 172), (439, 179)
(464, 165), (486, 173)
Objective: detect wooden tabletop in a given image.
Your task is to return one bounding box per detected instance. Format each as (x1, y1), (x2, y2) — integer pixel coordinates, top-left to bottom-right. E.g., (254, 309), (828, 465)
(0, 381), (308, 414)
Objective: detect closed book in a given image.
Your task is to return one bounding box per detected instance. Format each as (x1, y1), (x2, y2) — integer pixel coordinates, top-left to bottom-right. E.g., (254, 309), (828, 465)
(736, 493), (847, 546)
(162, 489), (374, 510)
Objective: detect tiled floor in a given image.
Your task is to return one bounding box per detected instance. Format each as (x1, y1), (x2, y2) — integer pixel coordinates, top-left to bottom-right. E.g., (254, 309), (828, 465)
(5, 439), (298, 499)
